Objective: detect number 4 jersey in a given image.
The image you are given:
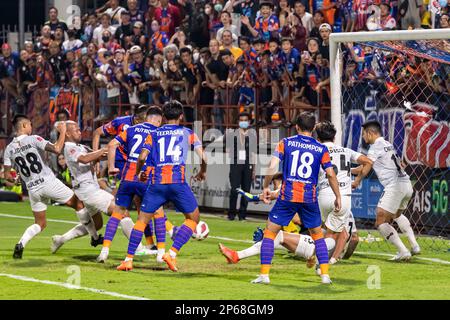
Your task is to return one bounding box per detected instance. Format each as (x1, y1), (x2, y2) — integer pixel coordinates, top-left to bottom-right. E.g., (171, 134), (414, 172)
(274, 134), (332, 203)
(3, 135), (56, 191)
(367, 137), (410, 188)
(318, 142), (363, 197)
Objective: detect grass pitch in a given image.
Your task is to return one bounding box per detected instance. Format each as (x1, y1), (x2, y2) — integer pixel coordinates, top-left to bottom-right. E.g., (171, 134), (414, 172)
(0, 201), (449, 300)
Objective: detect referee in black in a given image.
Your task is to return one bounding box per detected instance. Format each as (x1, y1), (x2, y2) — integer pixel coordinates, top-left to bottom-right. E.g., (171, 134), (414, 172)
(225, 112), (257, 221)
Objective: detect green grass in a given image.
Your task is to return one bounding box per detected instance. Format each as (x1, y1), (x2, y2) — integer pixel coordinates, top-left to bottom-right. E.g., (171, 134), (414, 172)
(0, 201), (449, 300)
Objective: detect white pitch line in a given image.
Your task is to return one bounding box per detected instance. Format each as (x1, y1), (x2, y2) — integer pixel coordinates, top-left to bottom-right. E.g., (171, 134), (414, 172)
(354, 251), (450, 265)
(0, 273), (150, 300)
(1, 212), (449, 265)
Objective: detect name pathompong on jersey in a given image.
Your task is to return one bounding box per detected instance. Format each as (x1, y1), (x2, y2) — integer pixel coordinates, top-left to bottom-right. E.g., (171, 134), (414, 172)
(115, 123), (157, 182)
(143, 124), (202, 184)
(274, 135), (332, 203)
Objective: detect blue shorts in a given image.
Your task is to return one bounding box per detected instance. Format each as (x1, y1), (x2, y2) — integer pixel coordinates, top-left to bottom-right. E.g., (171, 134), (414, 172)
(269, 199), (322, 229)
(115, 180), (147, 208)
(140, 183), (198, 214)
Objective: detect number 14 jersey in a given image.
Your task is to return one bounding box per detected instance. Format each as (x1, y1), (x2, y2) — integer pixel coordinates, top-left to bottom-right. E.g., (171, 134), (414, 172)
(274, 134), (332, 203)
(3, 135), (55, 191)
(143, 124), (202, 184)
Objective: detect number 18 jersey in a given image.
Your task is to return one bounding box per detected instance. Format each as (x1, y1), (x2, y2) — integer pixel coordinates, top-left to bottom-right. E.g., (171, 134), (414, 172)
(3, 135), (55, 191)
(274, 134), (332, 203)
(143, 124), (202, 184)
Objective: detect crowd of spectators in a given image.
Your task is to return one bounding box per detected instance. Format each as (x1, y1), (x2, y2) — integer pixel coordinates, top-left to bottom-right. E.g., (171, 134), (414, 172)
(0, 0), (449, 132)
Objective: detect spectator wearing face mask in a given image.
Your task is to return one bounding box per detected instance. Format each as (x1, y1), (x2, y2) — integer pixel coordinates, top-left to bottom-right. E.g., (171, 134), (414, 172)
(93, 13), (117, 46)
(63, 28), (83, 52)
(225, 112), (257, 221)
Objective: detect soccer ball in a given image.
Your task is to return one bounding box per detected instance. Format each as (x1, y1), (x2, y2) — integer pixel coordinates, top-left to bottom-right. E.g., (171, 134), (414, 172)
(192, 221), (209, 241)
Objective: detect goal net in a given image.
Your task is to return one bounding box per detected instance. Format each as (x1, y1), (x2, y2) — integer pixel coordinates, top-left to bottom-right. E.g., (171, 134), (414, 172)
(329, 30), (449, 252)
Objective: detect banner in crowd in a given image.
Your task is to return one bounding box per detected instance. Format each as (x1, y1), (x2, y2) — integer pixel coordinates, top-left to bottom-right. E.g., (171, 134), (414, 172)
(27, 86), (95, 139)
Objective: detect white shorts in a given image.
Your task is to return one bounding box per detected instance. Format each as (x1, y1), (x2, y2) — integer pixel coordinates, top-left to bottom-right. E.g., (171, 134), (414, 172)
(378, 182), (413, 214)
(75, 187), (114, 214)
(295, 234), (316, 259)
(319, 194), (351, 233)
(345, 212), (357, 235)
(29, 179), (74, 212)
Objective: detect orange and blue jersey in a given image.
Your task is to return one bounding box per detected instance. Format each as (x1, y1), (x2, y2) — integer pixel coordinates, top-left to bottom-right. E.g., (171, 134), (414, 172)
(102, 115), (134, 168)
(274, 134), (332, 203)
(143, 124), (202, 184)
(115, 122), (157, 182)
(254, 15), (280, 42)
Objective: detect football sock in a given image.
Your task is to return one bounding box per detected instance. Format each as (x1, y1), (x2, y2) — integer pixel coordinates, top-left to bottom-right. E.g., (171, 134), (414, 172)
(76, 207), (98, 240)
(237, 242), (262, 260)
(260, 229), (276, 275)
(61, 224), (88, 243)
(154, 212), (166, 251)
(394, 214), (419, 248)
(19, 224), (41, 247)
(311, 231), (329, 276)
(126, 220), (146, 259)
(169, 219), (197, 258)
(378, 223), (409, 253)
(103, 212), (123, 249)
(166, 219), (175, 237)
(144, 219), (155, 246)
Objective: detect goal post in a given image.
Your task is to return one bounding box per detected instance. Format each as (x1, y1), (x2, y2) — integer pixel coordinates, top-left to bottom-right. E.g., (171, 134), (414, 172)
(330, 28), (450, 144)
(328, 29), (450, 250)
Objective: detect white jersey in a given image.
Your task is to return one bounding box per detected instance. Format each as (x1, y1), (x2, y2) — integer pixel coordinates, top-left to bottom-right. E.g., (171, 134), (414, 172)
(367, 137), (410, 188)
(64, 142), (100, 192)
(318, 142), (362, 196)
(3, 135), (56, 191)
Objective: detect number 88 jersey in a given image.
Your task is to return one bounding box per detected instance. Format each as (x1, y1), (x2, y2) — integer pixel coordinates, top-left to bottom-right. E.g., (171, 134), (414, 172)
(318, 142), (363, 197)
(274, 134), (332, 203)
(3, 135), (55, 191)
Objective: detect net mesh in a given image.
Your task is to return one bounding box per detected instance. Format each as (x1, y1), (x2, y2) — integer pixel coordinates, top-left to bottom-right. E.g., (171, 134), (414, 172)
(340, 38), (449, 252)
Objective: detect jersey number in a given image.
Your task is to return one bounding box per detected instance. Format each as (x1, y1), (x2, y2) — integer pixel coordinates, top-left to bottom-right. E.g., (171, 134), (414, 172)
(14, 153), (43, 178)
(331, 154), (351, 176)
(391, 154), (405, 176)
(129, 135), (143, 159)
(290, 151), (314, 179)
(158, 137), (182, 162)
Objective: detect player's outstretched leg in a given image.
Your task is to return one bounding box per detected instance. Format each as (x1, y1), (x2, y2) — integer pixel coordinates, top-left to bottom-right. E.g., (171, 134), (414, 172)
(14, 211), (46, 259)
(52, 224), (88, 254)
(98, 211), (123, 262)
(394, 213), (420, 255)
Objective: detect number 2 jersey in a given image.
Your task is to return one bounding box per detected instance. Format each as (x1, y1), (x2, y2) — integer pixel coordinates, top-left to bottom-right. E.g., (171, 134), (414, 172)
(318, 142), (363, 197)
(367, 137), (410, 188)
(274, 134), (332, 203)
(115, 122), (157, 182)
(143, 124), (202, 184)
(3, 135), (55, 191)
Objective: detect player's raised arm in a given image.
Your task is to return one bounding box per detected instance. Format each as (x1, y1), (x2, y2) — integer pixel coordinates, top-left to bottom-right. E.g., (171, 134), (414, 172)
(77, 148), (108, 164)
(44, 121), (67, 154)
(351, 154), (373, 189)
(92, 126), (105, 151)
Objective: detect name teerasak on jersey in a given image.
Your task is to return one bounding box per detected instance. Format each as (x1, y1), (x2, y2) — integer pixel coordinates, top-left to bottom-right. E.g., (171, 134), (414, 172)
(157, 129), (184, 136)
